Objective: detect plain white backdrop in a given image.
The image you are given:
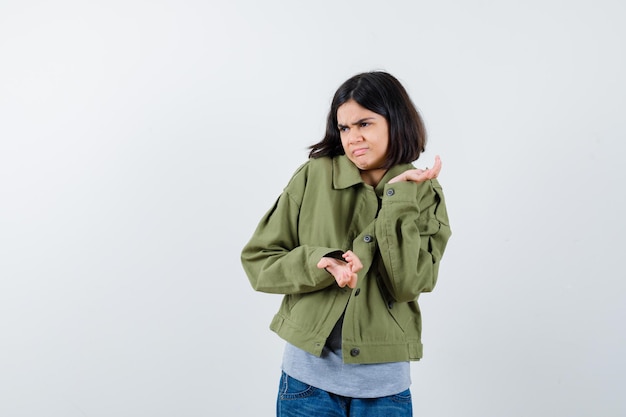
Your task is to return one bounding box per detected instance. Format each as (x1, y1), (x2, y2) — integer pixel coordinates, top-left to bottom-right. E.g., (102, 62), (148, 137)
(1, 0), (624, 416)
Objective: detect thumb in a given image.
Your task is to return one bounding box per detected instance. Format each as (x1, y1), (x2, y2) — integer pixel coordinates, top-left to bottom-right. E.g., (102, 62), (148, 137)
(317, 258), (329, 269)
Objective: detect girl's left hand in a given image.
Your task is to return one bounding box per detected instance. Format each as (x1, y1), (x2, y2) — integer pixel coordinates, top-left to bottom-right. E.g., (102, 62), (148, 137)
(388, 155), (442, 184)
(317, 250), (363, 289)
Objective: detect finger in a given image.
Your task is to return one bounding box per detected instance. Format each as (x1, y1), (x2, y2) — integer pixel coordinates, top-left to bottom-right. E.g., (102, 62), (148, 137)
(343, 252), (358, 267)
(425, 169), (438, 179)
(338, 273), (350, 288)
(430, 156), (442, 175)
(344, 251), (363, 272)
(351, 258), (363, 273)
(317, 258), (330, 269)
(420, 163), (440, 180)
(347, 274), (358, 289)
(407, 172), (428, 183)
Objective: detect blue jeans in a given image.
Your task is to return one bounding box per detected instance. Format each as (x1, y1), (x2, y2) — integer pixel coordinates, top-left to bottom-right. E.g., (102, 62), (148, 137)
(277, 372), (413, 417)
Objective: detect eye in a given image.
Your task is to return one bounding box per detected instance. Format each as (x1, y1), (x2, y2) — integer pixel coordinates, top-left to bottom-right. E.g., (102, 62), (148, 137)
(360, 122), (370, 128)
(338, 126), (349, 133)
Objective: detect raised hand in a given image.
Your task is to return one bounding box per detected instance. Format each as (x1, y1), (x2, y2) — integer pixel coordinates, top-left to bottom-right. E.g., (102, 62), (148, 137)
(388, 155), (442, 184)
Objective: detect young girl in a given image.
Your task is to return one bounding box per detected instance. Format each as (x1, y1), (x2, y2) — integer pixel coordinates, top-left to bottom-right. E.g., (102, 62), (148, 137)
(241, 71), (451, 417)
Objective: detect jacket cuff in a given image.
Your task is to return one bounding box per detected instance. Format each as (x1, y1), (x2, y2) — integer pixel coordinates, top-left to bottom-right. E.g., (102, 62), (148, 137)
(382, 180), (432, 203)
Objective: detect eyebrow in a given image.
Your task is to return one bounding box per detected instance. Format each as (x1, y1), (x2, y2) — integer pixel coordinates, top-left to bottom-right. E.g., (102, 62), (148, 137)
(337, 117), (376, 128)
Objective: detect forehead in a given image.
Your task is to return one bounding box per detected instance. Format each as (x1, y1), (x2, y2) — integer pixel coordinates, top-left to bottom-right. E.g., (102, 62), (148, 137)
(336, 100), (381, 123)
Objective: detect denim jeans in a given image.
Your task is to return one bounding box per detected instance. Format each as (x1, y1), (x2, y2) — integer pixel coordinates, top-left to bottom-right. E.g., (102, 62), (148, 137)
(277, 372), (413, 417)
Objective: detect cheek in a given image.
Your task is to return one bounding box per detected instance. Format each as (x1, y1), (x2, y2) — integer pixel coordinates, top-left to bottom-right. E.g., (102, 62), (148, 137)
(340, 136), (349, 151)
(380, 132), (390, 152)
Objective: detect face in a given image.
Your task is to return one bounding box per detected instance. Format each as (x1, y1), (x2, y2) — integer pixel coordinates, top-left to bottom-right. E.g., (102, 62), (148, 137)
(337, 99), (389, 182)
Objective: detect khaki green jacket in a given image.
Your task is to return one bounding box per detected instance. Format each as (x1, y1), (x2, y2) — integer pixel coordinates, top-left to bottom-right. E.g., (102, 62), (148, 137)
(241, 155), (451, 364)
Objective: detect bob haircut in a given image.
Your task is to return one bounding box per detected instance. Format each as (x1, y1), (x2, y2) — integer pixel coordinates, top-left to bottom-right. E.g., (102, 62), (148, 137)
(309, 71), (427, 168)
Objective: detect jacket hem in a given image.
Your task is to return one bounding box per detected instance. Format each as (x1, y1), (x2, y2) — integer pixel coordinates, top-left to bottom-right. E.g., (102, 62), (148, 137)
(271, 314), (423, 365)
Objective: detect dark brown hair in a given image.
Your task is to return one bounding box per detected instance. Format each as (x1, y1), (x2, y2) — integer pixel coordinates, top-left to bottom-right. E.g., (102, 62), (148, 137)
(309, 71), (426, 168)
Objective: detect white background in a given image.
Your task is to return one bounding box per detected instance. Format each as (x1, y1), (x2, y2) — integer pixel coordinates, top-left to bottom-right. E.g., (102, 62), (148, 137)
(1, 0), (624, 416)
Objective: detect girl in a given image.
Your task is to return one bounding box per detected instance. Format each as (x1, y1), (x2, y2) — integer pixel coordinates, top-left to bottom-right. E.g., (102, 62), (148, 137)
(241, 71), (451, 417)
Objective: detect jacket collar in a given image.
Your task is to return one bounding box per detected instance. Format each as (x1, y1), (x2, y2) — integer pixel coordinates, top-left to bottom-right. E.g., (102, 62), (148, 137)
(332, 155), (415, 190)
(332, 155), (363, 189)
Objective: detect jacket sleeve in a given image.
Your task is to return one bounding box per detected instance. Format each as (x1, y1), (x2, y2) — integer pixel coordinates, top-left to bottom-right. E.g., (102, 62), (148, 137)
(240, 188), (340, 295)
(374, 179), (451, 302)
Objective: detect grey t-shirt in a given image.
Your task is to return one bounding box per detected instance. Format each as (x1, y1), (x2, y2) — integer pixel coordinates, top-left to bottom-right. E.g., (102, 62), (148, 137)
(281, 316), (411, 398)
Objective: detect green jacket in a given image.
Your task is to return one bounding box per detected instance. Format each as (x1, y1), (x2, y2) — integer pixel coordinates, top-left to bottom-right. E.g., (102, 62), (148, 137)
(241, 155), (451, 364)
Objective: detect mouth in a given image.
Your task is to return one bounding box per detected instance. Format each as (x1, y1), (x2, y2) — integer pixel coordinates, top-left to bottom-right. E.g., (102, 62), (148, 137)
(352, 148), (368, 157)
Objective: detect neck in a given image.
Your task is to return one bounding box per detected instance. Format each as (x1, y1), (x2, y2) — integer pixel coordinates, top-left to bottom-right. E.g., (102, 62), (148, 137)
(360, 168), (386, 187)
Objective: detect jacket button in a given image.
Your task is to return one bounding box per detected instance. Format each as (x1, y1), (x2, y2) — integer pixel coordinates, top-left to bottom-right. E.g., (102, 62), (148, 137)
(350, 348), (360, 357)
(363, 235), (372, 243)
(354, 288), (361, 296)
(386, 189), (395, 196)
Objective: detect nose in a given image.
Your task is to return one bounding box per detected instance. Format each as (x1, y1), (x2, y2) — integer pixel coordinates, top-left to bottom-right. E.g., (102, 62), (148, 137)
(347, 129), (363, 144)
